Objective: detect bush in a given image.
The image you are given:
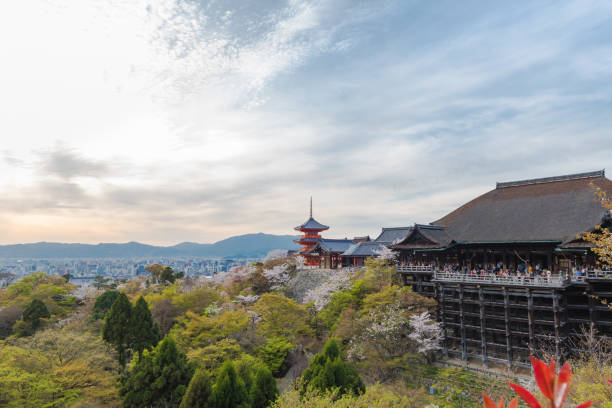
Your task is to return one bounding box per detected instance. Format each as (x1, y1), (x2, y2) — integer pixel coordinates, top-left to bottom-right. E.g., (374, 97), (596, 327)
(301, 338), (365, 398)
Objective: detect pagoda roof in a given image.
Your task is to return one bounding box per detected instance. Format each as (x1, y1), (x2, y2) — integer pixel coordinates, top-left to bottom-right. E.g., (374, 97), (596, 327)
(431, 170), (612, 245)
(295, 217), (329, 231)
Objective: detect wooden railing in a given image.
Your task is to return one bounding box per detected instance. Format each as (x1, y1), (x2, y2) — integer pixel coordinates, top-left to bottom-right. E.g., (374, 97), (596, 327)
(397, 265), (434, 273)
(432, 271), (568, 287)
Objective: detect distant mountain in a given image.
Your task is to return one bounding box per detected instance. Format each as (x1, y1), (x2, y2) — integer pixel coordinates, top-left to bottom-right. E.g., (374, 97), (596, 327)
(0, 233), (300, 259)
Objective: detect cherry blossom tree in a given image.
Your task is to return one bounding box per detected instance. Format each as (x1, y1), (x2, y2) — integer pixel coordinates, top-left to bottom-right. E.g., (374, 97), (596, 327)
(408, 311), (443, 355)
(302, 269), (354, 310)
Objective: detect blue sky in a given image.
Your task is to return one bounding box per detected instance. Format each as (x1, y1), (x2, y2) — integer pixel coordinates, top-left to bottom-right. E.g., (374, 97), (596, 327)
(0, 0), (611, 245)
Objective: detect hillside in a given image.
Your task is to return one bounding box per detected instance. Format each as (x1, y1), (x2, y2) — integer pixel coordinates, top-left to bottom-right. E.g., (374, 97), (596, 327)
(0, 233), (300, 259)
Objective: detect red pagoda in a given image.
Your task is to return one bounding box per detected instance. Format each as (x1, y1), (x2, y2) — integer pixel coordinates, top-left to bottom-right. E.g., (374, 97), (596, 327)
(295, 198), (329, 266)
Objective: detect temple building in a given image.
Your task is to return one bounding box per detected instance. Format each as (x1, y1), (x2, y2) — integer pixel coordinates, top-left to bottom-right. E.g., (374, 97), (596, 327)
(393, 170), (612, 368)
(294, 198), (329, 266)
(342, 226), (413, 266)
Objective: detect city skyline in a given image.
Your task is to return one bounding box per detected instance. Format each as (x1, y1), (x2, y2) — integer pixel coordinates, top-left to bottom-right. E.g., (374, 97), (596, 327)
(1, 1), (611, 245)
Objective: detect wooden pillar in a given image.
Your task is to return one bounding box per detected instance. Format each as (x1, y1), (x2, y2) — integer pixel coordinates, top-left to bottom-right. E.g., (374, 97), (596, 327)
(562, 290), (569, 348)
(503, 287), (513, 367)
(527, 288), (535, 350)
(553, 290), (561, 365)
(439, 285), (448, 357)
(459, 285), (467, 361)
(479, 286), (488, 365)
(547, 252), (553, 271)
(588, 283), (596, 331)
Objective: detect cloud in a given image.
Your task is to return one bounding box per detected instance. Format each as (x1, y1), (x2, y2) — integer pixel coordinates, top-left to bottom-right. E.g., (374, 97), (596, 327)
(37, 146), (111, 180)
(0, 1), (611, 245)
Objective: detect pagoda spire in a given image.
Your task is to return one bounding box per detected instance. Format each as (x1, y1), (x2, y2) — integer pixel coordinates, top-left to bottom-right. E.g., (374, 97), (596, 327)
(310, 196), (312, 218)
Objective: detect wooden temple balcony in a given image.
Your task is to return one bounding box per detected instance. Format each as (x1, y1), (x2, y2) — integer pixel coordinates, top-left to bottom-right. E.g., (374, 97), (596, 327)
(432, 271), (569, 288)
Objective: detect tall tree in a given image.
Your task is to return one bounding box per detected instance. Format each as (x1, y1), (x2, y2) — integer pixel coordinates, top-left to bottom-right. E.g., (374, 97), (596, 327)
(102, 293), (132, 367)
(120, 336), (193, 408)
(22, 299), (50, 331)
(94, 290), (120, 313)
(250, 366), (279, 408)
(211, 361), (250, 408)
(130, 296), (160, 359)
(300, 338), (364, 398)
(180, 369), (213, 408)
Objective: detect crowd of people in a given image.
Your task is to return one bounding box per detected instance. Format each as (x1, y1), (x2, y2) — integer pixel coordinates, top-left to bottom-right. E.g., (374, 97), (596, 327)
(399, 261), (612, 282)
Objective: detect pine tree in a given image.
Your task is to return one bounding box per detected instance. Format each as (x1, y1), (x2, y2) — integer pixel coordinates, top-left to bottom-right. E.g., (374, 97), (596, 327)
(102, 293), (132, 367)
(211, 361), (250, 408)
(22, 299), (50, 330)
(180, 369), (213, 408)
(250, 367), (279, 408)
(121, 336), (193, 407)
(300, 338), (364, 398)
(130, 296), (160, 359)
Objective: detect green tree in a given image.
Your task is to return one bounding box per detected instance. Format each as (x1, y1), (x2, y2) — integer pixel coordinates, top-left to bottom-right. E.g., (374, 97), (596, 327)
(253, 293), (313, 341)
(120, 336), (193, 408)
(102, 293), (132, 367)
(91, 290), (120, 321)
(180, 369), (213, 408)
(211, 361), (250, 408)
(130, 296), (160, 359)
(92, 275), (110, 290)
(300, 338), (364, 398)
(161, 266), (177, 284)
(22, 299), (50, 331)
(257, 337), (293, 376)
(94, 290), (120, 313)
(250, 366), (279, 408)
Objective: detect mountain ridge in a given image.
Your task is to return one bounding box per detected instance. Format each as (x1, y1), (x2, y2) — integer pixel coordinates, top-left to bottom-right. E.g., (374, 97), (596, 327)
(0, 233), (300, 259)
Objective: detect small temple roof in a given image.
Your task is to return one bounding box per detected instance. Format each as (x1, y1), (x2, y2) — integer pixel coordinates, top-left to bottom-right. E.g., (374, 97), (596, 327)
(373, 226), (414, 244)
(318, 238), (353, 253)
(343, 241), (387, 256)
(294, 216), (329, 231)
(392, 224), (453, 249)
(432, 170), (612, 244)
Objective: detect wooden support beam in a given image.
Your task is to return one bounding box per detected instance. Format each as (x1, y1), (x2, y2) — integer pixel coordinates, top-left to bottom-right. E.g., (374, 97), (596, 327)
(439, 285), (448, 357)
(553, 290), (561, 365)
(503, 287), (513, 367)
(527, 288), (534, 350)
(479, 286), (488, 365)
(588, 283), (596, 331)
(459, 285), (467, 361)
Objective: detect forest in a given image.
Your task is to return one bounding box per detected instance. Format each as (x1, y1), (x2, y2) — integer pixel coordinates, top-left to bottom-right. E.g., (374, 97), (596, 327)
(0, 257), (610, 407)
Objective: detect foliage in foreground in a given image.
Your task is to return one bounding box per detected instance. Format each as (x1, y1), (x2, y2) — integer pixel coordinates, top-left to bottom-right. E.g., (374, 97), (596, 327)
(273, 383), (433, 408)
(484, 355), (593, 408)
(0, 327), (121, 407)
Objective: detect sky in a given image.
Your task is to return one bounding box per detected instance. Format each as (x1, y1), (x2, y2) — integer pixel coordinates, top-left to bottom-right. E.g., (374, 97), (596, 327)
(1, 0), (611, 245)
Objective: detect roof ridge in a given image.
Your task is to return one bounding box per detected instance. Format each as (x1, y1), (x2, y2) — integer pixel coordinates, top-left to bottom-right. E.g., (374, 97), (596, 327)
(381, 226), (413, 230)
(415, 223), (445, 230)
(496, 170), (605, 189)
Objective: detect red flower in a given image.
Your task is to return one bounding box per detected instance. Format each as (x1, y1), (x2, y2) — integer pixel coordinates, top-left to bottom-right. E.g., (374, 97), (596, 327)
(506, 355), (592, 408)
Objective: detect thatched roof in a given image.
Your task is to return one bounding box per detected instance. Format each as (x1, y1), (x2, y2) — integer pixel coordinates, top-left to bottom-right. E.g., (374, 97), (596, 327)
(432, 170), (612, 245)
